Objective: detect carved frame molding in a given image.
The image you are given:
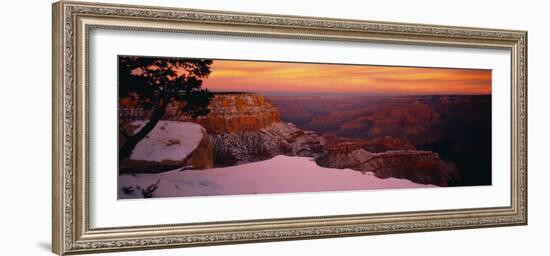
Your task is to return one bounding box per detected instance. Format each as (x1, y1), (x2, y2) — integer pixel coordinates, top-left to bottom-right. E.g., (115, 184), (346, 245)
(52, 1), (527, 254)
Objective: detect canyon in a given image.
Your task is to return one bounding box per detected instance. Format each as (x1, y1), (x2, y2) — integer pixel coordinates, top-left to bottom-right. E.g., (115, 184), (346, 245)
(269, 95), (492, 186)
(119, 93), (475, 190)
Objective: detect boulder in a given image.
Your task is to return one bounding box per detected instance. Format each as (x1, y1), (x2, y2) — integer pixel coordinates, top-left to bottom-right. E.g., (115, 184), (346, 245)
(119, 121), (213, 174)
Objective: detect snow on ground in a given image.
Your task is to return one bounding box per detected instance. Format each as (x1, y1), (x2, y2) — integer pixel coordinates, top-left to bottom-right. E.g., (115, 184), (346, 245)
(119, 155), (434, 199)
(128, 121), (204, 162)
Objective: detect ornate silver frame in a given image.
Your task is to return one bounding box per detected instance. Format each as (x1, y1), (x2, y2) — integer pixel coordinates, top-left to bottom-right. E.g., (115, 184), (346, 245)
(52, 1), (527, 255)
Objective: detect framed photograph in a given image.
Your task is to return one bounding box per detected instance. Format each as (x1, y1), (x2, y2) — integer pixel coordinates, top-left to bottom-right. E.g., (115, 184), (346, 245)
(52, 1), (527, 255)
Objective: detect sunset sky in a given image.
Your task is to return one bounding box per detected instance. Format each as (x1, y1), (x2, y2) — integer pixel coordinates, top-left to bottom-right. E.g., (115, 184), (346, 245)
(201, 60), (491, 95)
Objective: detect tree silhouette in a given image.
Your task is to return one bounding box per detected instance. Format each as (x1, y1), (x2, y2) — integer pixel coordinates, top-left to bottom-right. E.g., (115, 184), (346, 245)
(118, 56), (214, 161)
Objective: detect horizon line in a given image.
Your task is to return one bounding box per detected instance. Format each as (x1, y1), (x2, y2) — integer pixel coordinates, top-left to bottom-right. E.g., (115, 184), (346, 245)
(210, 90), (491, 97)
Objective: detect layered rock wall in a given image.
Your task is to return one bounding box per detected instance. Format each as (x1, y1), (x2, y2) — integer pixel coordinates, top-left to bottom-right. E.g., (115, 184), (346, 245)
(120, 93), (459, 186)
(316, 141), (457, 186)
(210, 122), (325, 167)
(194, 93), (281, 134)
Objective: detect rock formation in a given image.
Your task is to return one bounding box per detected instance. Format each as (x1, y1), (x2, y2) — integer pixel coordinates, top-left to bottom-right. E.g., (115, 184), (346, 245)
(119, 121), (214, 174)
(193, 93), (281, 134)
(362, 136), (416, 153)
(210, 122), (325, 167)
(358, 151), (457, 186)
(119, 93), (462, 186)
(315, 141), (457, 186)
(182, 129), (214, 170)
(200, 94), (457, 186)
(199, 94), (458, 185)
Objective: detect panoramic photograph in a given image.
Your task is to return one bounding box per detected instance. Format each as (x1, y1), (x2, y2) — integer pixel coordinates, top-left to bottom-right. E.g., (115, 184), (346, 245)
(117, 56), (492, 199)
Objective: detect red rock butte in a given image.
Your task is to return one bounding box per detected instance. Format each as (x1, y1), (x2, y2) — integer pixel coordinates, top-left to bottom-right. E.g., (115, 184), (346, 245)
(193, 93), (281, 134)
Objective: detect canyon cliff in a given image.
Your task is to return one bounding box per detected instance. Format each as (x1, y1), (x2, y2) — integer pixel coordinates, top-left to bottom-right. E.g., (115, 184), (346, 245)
(210, 122), (325, 167)
(269, 95), (491, 186)
(119, 93), (461, 186)
(200, 93), (458, 186)
(192, 93), (281, 134)
(316, 140), (456, 186)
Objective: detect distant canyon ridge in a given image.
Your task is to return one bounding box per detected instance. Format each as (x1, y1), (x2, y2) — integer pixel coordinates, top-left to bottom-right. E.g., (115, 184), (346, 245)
(119, 92), (491, 187)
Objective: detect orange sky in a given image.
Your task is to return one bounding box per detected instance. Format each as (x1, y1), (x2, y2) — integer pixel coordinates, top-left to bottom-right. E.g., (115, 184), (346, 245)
(201, 60), (491, 95)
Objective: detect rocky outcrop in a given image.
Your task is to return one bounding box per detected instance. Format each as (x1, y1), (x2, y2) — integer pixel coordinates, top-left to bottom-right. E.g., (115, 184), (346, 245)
(315, 140), (457, 186)
(119, 121), (214, 174)
(316, 142), (372, 170)
(207, 113), (456, 186)
(119, 94), (461, 186)
(358, 151), (457, 186)
(210, 122), (325, 167)
(362, 136), (416, 153)
(182, 129), (214, 170)
(199, 95), (457, 185)
(193, 93), (281, 134)
(196, 94), (325, 167)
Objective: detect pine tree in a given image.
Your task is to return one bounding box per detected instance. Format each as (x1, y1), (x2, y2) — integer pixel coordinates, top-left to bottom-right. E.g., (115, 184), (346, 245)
(118, 56), (214, 161)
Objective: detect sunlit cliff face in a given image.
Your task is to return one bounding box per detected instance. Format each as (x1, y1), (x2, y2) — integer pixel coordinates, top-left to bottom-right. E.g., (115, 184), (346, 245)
(202, 60), (492, 95)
